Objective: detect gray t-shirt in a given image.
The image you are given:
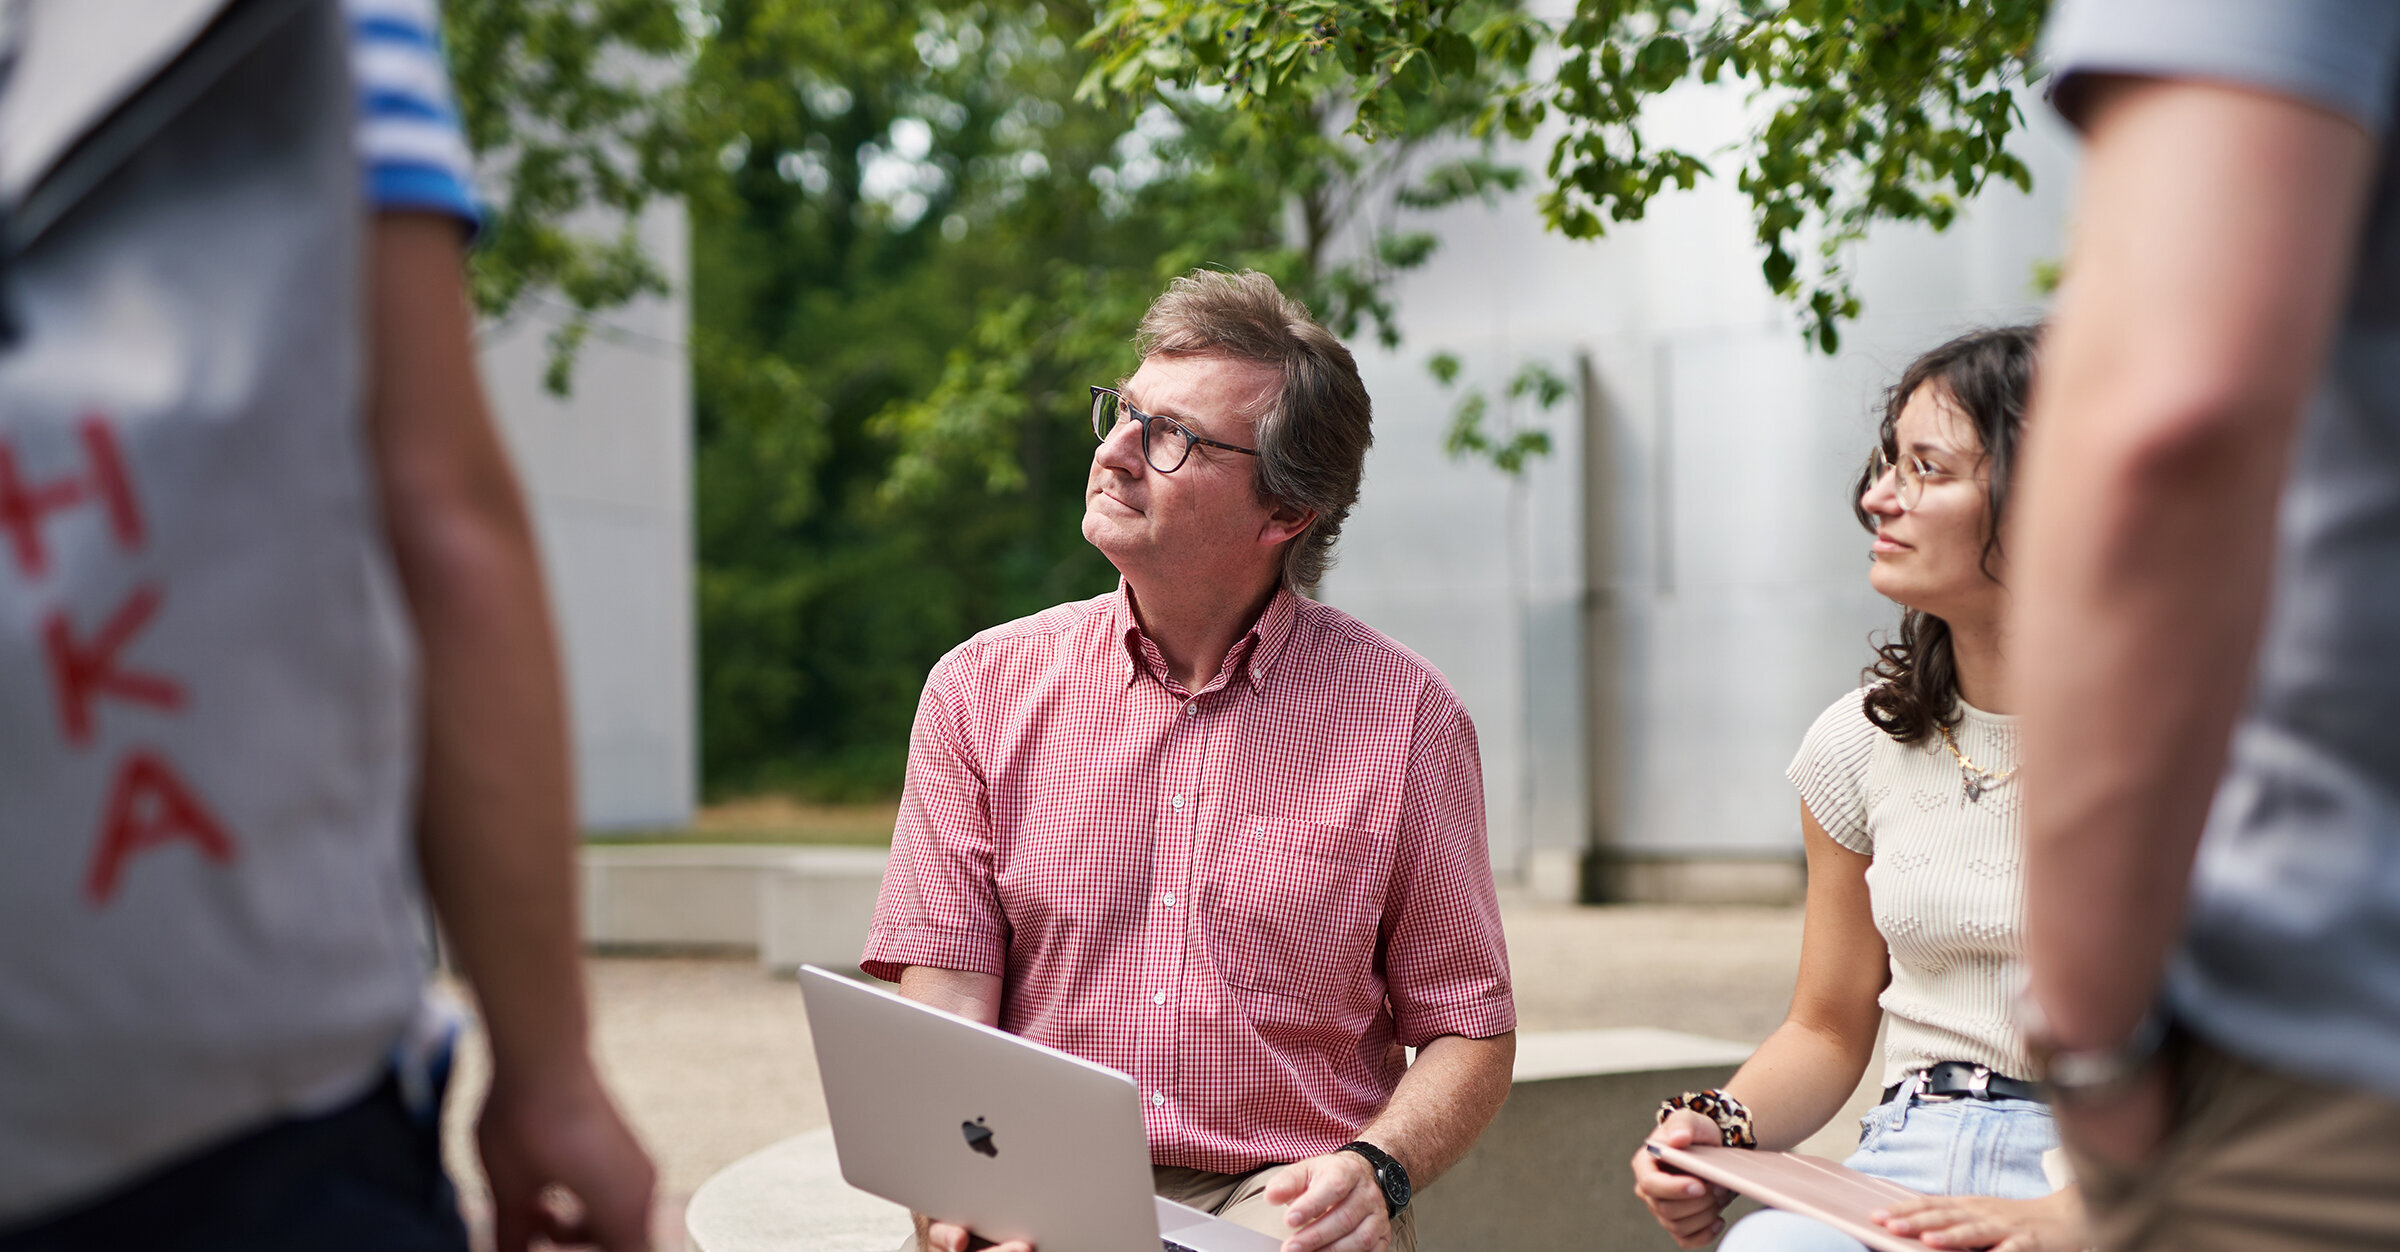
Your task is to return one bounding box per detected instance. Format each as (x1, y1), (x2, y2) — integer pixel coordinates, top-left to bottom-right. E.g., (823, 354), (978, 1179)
(2045, 0), (2400, 1100)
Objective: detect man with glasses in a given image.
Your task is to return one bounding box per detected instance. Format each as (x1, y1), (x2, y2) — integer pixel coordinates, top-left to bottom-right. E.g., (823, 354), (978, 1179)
(864, 270), (1517, 1252)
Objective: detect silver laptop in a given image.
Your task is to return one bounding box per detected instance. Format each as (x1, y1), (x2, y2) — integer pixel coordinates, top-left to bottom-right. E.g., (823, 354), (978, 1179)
(799, 965), (1283, 1252)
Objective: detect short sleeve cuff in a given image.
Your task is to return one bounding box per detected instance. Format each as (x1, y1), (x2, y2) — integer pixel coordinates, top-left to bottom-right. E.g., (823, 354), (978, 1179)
(1391, 986), (1517, 1049)
(1786, 688), (1878, 855)
(860, 925), (1005, 985)
(2042, 0), (2400, 134)
(368, 164), (484, 238)
(1788, 761), (1874, 855)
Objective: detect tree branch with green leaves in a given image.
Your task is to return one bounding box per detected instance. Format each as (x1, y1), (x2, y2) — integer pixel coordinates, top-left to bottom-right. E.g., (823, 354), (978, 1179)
(1431, 352), (1566, 475)
(1082, 0), (2050, 353)
(445, 0), (701, 392)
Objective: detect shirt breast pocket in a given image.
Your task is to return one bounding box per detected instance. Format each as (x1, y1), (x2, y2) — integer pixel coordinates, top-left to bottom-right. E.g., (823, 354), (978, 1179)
(1201, 813), (1395, 1009)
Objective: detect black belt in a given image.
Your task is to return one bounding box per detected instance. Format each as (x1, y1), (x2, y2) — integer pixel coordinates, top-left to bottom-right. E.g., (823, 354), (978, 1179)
(1881, 1061), (2043, 1104)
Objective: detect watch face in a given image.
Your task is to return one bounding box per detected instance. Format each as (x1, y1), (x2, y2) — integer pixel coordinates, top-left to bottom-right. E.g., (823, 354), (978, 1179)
(1343, 1142), (1409, 1214)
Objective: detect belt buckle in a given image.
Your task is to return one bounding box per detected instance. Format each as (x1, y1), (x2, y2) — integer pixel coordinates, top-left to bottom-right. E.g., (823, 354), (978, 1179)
(1905, 1068), (1954, 1104)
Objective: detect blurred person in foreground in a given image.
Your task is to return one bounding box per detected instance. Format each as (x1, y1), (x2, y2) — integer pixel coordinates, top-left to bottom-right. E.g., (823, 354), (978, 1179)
(2017, 3), (2400, 1249)
(864, 270), (1516, 1252)
(0, 0), (650, 1247)
(1632, 327), (2087, 1252)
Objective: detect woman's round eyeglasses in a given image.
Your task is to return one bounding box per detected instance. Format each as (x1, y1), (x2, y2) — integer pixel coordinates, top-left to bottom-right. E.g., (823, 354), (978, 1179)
(1091, 385), (1260, 475)
(1870, 446), (1959, 512)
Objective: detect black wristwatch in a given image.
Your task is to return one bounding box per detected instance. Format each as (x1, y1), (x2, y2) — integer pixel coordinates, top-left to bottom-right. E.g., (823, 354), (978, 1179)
(1338, 1140), (1411, 1219)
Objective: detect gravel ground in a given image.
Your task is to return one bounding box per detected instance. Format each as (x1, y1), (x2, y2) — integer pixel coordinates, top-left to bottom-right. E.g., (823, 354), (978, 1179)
(442, 897), (1883, 1250)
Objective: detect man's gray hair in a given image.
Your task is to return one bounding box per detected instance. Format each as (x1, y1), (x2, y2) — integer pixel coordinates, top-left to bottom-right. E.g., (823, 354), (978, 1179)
(1135, 270), (1373, 590)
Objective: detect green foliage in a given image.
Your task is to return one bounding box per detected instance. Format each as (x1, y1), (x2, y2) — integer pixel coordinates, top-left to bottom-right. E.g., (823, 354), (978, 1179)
(2028, 254), (2063, 296)
(688, 0), (1109, 796)
(687, 0), (1502, 795)
(1085, 0), (2051, 353)
(876, 75), (1517, 513)
(443, 1), (1522, 795)
(444, 0), (702, 391)
(1433, 354), (1565, 476)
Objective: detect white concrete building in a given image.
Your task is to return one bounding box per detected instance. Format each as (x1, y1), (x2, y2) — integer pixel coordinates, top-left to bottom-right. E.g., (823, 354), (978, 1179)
(1319, 85), (2080, 901)
(477, 205), (697, 832)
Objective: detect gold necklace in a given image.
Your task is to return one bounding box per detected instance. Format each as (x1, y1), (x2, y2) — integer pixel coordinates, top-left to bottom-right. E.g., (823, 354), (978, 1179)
(1936, 722), (2018, 803)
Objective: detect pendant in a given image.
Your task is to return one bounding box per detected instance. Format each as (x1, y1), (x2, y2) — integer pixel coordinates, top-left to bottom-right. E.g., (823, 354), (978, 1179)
(1963, 774), (1985, 803)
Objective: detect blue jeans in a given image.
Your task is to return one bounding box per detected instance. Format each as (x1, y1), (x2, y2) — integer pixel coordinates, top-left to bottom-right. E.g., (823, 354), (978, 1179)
(1719, 1092), (2060, 1252)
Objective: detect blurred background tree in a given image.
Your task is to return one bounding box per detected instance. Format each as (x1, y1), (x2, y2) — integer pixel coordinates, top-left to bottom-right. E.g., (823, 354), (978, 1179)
(449, 0), (1520, 798)
(446, 0), (699, 388)
(690, 0), (1520, 797)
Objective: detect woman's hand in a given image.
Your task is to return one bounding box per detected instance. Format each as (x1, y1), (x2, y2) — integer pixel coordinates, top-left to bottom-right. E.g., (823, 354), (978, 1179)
(1873, 1186), (2088, 1252)
(1630, 1111), (1736, 1248)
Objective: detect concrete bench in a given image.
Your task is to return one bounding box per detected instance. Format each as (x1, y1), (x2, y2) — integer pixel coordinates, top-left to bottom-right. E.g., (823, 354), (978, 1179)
(579, 845), (887, 970)
(687, 1128), (910, 1252)
(686, 1027), (1755, 1252)
(1414, 1028), (1753, 1248)
(758, 848), (890, 972)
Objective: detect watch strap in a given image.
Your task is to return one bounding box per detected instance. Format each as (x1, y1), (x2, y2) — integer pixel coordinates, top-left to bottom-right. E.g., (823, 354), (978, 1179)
(2016, 983), (2172, 1105)
(1338, 1140), (1410, 1218)
(2041, 1009), (2169, 1102)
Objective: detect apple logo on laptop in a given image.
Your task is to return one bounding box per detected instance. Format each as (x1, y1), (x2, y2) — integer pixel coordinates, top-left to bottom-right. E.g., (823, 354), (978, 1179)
(961, 1117), (998, 1158)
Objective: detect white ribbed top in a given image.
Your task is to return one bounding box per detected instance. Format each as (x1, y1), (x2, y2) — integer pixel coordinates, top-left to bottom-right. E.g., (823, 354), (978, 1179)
(1787, 687), (2034, 1088)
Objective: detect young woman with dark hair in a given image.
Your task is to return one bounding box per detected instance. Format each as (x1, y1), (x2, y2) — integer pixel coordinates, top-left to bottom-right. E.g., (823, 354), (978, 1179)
(1631, 325), (2089, 1252)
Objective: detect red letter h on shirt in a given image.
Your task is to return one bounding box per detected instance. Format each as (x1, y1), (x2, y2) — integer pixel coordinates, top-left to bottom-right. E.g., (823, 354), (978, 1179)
(0, 417), (144, 579)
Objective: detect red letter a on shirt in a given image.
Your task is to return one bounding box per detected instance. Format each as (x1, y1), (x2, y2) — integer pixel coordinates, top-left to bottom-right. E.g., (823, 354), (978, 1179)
(84, 751), (238, 905)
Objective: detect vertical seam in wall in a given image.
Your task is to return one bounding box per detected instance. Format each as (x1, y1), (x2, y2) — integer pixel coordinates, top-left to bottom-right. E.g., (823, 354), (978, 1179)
(1652, 339), (1674, 597)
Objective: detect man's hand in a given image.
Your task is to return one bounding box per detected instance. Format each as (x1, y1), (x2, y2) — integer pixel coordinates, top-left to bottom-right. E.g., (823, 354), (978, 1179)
(916, 1212), (1032, 1252)
(479, 1062), (656, 1251)
(1875, 1186), (2089, 1252)
(1263, 1151), (1392, 1252)
(1630, 1111), (1735, 1248)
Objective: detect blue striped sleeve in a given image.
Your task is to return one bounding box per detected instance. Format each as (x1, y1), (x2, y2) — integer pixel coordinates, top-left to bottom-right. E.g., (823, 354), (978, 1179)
(346, 0), (482, 230)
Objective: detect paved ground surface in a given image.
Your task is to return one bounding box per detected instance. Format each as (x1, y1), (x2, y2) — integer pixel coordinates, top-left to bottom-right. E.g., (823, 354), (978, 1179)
(442, 897), (1883, 1250)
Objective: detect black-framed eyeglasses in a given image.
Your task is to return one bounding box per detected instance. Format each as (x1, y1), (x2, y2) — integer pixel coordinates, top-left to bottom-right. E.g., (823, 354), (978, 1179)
(1091, 385), (1260, 475)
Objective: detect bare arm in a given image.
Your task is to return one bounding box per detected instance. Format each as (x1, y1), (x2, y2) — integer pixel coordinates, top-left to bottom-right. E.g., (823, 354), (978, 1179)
(896, 965), (1005, 1026)
(370, 212), (653, 1251)
(1725, 806), (1887, 1148)
(1633, 805), (1885, 1247)
(894, 965), (1020, 1252)
(1357, 1030), (1516, 1188)
(2016, 80), (2376, 1064)
(1260, 1030), (1514, 1252)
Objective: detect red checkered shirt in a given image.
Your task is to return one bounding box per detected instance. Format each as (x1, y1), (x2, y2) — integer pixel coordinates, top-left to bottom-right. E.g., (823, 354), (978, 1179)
(864, 583), (1515, 1174)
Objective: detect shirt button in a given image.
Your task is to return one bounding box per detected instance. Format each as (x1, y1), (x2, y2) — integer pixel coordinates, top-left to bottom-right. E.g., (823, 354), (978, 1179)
(1152, 1091), (1167, 1107)
(1171, 794), (1186, 810)
(1162, 892), (1176, 907)
(1184, 704), (1197, 716)
(1153, 991), (1167, 1006)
